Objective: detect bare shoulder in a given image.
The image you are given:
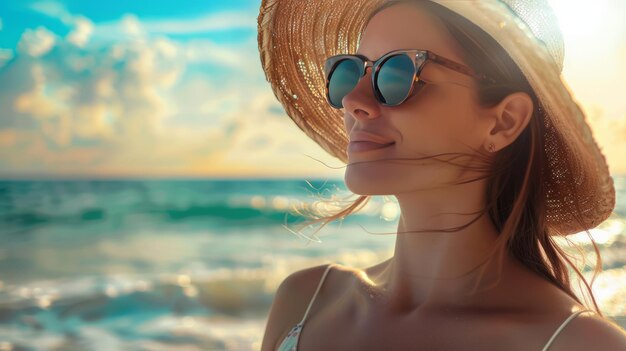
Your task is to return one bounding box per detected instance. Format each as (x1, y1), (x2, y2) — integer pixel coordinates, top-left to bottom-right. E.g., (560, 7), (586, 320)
(260, 263), (342, 351)
(549, 311), (626, 351)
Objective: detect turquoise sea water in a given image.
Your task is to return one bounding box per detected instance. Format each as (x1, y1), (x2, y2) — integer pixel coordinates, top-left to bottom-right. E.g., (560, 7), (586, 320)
(0, 177), (625, 350)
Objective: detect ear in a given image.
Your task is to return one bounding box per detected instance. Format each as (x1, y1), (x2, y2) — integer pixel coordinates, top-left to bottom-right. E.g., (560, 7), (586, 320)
(485, 92), (534, 152)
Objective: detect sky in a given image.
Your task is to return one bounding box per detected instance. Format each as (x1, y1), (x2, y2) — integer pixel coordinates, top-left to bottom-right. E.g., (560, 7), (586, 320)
(0, 0), (624, 179)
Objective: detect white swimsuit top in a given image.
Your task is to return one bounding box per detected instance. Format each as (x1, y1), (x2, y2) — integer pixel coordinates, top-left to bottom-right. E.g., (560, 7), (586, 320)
(276, 263), (594, 351)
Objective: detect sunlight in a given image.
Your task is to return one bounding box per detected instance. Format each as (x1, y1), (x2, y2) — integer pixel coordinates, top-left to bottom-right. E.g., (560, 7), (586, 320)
(548, 0), (623, 56)
(549, 0), (605, 38)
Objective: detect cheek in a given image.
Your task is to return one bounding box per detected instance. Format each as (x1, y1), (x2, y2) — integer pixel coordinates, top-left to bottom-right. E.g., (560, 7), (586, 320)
(444, 112), (470, 141)
(392, 100), (475, 152)
(445, 99), (485, 148)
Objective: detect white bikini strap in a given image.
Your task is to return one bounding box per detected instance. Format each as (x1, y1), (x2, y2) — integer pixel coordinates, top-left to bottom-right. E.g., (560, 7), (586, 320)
(300, 263), (335, 323)
(541, 309), (595, 351)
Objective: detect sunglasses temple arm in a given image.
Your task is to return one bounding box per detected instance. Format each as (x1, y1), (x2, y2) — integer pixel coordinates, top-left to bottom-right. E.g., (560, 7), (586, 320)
(427, 51), (496, 84)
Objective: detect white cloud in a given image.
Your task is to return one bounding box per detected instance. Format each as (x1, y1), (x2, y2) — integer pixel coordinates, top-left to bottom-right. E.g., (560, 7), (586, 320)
(30, 1), (73, 24)
(141, 11), (257, 34)
(120, 14), (144, 37)
(0, 49), (13, 68)
(94, 13), (254, 71)
(183, 40), (248, 69)
(14, 64), (56, 118)
(17, 27), (57, 57)
(84, 14), (147, 44)
(153, 38), (178, 58)
(95, 11), (256, 37)
(66, 16), (94, 47)
(30, 1), (95, 48)
(29, 6), (257, 74)
(8, 34), (184, 144)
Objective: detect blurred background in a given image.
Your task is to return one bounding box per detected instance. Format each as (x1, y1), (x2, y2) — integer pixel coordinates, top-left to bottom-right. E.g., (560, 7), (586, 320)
(0, 0), (624, 350)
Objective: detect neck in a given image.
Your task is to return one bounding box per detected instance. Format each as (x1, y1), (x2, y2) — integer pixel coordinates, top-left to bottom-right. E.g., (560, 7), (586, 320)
(349, 174), (542, 317)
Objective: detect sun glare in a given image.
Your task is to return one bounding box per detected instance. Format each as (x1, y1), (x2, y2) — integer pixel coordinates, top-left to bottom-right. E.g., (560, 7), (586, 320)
(548, 0), (623, 55)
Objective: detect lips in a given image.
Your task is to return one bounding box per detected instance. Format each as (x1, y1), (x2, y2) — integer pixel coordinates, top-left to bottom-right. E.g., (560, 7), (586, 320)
(348, 130), (396, 153)
(349, 131), (395, 144)
(348, 140), (395, 153)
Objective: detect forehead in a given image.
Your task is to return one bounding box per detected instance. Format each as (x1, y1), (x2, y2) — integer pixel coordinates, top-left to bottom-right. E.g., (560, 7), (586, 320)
(357, 2), (464, 63)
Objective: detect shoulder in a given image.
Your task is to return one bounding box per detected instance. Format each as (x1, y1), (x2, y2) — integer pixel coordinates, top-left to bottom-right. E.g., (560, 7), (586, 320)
(549, 311), (626, 351)
(276, 263), (345, 309)
(260, 263), (342, 351)
(281, 263), (339, 293)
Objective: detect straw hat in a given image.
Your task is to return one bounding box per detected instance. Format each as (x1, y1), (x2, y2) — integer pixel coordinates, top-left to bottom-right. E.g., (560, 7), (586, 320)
(257, 0), (616, 236)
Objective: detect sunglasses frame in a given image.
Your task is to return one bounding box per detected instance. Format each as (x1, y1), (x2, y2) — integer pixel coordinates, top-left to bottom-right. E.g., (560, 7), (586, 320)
(323, 49), (497, 109)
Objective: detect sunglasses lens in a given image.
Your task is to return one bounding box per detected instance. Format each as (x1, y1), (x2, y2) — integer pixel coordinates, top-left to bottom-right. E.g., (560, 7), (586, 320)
(376, 54), (416, 105)
(328, 59), (361, 108)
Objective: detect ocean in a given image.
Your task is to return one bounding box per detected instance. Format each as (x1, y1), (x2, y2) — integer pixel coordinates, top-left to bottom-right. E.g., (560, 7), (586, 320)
(0, 177), (624, 350)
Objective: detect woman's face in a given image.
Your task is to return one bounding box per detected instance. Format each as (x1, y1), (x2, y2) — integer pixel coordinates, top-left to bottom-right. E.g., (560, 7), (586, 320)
(342, 3), (493, 195)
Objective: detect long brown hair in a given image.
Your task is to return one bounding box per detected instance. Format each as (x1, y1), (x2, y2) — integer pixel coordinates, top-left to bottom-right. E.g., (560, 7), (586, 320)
(287, 0), (604, 317)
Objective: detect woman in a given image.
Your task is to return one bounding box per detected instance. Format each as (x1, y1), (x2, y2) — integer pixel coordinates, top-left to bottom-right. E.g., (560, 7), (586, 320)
(257, 0), (626, 350)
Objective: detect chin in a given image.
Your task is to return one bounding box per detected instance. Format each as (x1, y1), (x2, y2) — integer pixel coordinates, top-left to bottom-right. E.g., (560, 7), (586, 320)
(344, 168), (399, 196)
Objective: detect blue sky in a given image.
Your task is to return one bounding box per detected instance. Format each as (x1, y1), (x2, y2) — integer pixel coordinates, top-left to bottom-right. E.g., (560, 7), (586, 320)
(0, 0), (624, 178)
(0, 1), (259, 46)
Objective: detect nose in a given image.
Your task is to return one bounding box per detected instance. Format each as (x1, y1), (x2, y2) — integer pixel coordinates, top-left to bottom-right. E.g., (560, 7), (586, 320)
(341, 66), (382, 121)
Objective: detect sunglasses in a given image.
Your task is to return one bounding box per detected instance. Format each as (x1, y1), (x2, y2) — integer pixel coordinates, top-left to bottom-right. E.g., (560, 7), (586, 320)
(323, 49), (496, 109)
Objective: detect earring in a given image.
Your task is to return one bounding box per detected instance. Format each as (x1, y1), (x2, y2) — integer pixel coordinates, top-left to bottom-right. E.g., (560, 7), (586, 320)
(488, 142), (496, 153)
